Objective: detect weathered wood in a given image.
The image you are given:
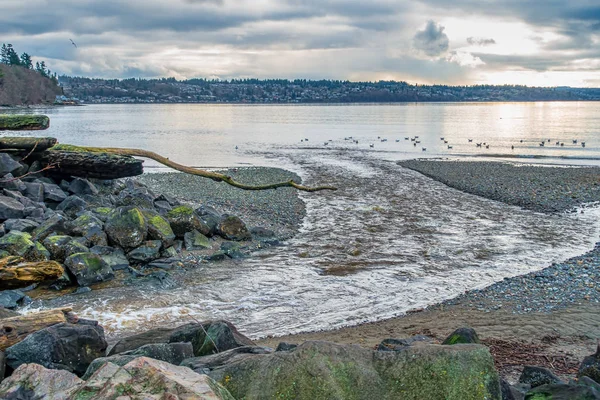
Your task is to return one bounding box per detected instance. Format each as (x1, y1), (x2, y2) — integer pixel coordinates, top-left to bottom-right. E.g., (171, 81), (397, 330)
(0, 136), (57, 151)
(40, 149), (144, 179)
(0, 308), (74, 350)
(0, 115), (50, 131)
(0, 257), (65, 290)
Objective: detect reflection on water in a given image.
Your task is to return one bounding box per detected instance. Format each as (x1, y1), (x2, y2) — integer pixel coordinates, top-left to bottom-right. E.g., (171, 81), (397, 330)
(30, 149), (600, 339)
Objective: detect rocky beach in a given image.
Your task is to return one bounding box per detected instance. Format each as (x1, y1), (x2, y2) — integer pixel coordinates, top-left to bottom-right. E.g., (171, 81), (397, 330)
(0, 114), (600, 398)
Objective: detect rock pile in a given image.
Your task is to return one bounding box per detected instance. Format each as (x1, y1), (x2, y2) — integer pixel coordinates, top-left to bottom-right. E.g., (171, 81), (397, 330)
(0, 149), (276, 296)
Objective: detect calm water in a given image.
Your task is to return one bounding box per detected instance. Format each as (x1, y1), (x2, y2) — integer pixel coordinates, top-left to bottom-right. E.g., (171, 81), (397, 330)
(8, 102), (600, 338)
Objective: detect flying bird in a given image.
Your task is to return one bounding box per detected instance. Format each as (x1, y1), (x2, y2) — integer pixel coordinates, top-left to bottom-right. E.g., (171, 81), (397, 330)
(70, 39), (77, 48)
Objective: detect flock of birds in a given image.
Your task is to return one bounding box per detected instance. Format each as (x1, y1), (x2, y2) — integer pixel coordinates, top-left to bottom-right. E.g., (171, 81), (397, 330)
(298, 136), (588, 152)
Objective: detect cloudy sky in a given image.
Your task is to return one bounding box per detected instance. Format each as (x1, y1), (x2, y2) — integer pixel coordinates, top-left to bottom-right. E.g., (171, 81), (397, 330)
(2, 0), (599, 86)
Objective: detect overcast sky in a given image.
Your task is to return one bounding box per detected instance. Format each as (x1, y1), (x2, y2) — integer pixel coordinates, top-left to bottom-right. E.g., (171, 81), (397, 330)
(1, 0), (599, 86)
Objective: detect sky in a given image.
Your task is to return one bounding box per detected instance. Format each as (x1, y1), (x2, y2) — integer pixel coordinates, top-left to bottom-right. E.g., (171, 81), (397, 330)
(1, 0), (599, 86)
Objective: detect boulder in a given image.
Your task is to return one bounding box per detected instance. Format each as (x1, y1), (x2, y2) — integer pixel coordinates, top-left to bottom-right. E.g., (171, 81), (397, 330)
(250, 226), (280, 245)
(377, 335), (434, 351)
(5, 320), (107, 376)
(0, 195), (25, 220)
(185, 229), (212, 250)
(276, 342), (298, 352)
(42, 235), (74, 261)
(519, 365), (563, 388)
(525, 383), (600, 399)
(0, 362), (83, 399)
(42, 182), (68, 202)
(182, 346), (274, 374)
(115, 187), (155, 209)
(0, 231), (35, 257)
(23, 181), (45, 202)
(0, 174), (27, 193)
(197, 205), (221, 235)
(216, 215), (251, 241)
(23, 206), (45, 221)
(90, 245), (129, 271)
(31, 213), (67, 241)
(220, 241), (246, 259)
(68, 177), (98, 195)
(66, 213), (107, 247)
(442, 327), (481, 345)
(108, 320), (255, 357)
(64, 252), (114, 287)
(208, 341), (501, 400)
(126, 240), (162, 263)
(4, 218), (39, 233)
(144, 211), (176, 247)
(83, 342), (194, 379)
(56, 195), (87, 218)
(167, 205), (210, 237)
(579, 344), (600, 384)
(105, 207), (148, 248)
(154, 200), (172, 213)
(0, 153), (22, 176)
(73, 357), (234, 399)
(0, 289), (31, 309)
(88, 206), (113, 222)
(206, 251), (228, 261)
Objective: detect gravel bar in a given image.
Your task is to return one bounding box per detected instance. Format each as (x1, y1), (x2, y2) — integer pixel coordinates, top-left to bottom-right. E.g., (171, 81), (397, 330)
(399, 159), (600, 314)
(399, 160), (600, 213)
(136, 167), (306, 240)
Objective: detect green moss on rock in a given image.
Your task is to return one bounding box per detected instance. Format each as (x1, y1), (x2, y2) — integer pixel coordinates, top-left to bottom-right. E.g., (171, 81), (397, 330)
(0, 115), (50, 130)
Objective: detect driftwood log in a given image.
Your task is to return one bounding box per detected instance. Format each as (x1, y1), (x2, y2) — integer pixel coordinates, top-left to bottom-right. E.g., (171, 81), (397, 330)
(0, 308), (77, 350)
(0, 115), (50, 131)
(0, 256), (65, 290)
(39, 149), (144, 180)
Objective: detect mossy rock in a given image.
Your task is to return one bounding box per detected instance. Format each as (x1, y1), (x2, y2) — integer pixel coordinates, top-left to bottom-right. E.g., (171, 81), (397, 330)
(90, 207), (113, 222)
(442, 327), (480, 345)
(209, 341), (501, 400)
(68, 213), (107, 247)
(64, 252), (114, 287)
(43, 235), (74, 262)
(105, 207), (148, 249)
(525, 383), (600, 399)
(216, 215), (251, 241)
(143, 211), (176, 247)
(184, 230), (211, 250)
(166, 206), (210, 238)
(0, 231), (35, 257)
(126, 240), (162, 264)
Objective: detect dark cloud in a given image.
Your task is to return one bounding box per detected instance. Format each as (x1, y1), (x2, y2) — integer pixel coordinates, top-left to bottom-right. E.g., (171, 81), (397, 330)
(467, 37), (496, 46)
(413, 20), (449, 57)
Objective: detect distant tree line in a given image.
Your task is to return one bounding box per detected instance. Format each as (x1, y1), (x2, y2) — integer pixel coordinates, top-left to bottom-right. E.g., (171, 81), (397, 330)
(0, 43), (58, 84)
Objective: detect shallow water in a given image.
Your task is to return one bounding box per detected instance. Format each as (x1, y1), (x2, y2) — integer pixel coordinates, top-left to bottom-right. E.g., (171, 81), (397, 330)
(11, 102), (600, 339)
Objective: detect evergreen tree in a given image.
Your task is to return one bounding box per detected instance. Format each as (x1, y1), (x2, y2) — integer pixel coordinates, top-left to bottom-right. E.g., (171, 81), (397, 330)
(6, 44), (20, 66)
(0, 44), (8, 64)
(20, 52), (33, 69)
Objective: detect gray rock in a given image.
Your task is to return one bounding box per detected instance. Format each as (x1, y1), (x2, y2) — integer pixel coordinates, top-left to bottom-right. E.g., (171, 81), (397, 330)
(105, 207), (148, 249)
(206, 251), (227, 261)
(0, 231), (35, 257)
(4, 218), (39, 233)
(108, 320), (255, 357)
(377, 335), (434, 351)
(184, 229), (211, 250)
(216, 215), (251, 241)
(23, 207), (45, 220)
(525, 383), (600, 399)
(5, 321), (107, 376)
(0, 363), (83, 399)
(579, 344), (600, 384)
(0, 153), (22, 176)
(90, 245), (129, 271)
(42, 235), (75, 262)
(220, 241), (246, 259)
(0, 290), (31, 309)
(64, 252), (114, 287)
(68, 178), (99, 195)
(31, 214), (67, 242)
(66, 213), (107, 247)
(275, 342), (297, 352)
(82, 342), (194, 379)
(519, 365), (564, 388)
(24, 182), (44, 202)
(0, 195), (25, 220)
(56, 195), (87, 218)
(0, 174), (27, 193)
(127, 240), (162, 263)
(74, 286), (91, 295)
(153, 200), (172, 213)
(196, 205), (221, 235)
(42, 182), (68, 202)
(181, 346), (273, 374)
